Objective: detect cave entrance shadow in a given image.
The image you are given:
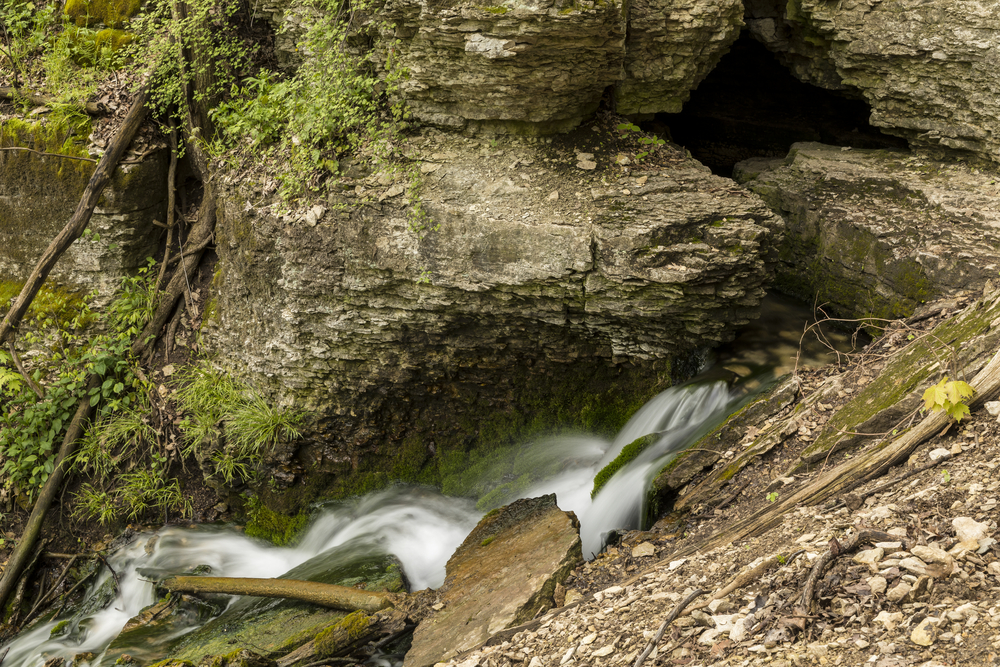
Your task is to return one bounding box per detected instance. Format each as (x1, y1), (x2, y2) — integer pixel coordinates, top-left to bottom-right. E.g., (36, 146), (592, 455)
(656, 32), (908, 176)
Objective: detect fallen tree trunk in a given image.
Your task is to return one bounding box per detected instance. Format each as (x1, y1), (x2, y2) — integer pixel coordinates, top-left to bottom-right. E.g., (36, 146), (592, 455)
(0, 378), (99, 615)
(0, 87), (109, 115)
(675, 346), (1000, 557)
(161, 576), (395, 613)
(0, 85), (149, 347)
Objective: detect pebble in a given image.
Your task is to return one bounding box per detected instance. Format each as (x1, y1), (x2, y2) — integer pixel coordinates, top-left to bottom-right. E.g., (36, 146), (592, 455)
(591, 645), (615, 657)
(887, 581), (912, 602)
(868, 575), (888, 595)
(631, 542), (656, 558)
(910, 617), (939, 646)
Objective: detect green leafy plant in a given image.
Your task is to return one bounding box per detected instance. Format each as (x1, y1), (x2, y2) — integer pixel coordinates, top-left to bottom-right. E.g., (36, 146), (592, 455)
(766, 491), (779, 503)
(922, 377), (975, 422)
(617, 122), (667, 161)
(1, 260), (156, 499)
(0, 0), (57, 87)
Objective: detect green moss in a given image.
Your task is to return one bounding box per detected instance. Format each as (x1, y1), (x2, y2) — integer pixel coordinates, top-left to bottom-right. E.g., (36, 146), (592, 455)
(243, 496), (310, 546)
(0, 115), (92, 160)
(0, 281), (91, 329)
(591, 433), (656, 498)
(60, 27), (134, 66)
(64, 0), (141, 27)
(49, 619), (72, 638)
(315, 611), (370, 656)
(476, 5), (508, 12)
(480, 536), (494, 547)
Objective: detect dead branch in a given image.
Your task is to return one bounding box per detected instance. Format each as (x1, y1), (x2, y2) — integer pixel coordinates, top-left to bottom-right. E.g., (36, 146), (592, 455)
(633, 588), (703, 667)
(0, 85), (149, 348)
(160, 576), (394, 613)
(831, 450), (956, 511)
(684, 554), (783, 616)
(0, 87), (109, 115)
(155, 119), (179, 293)
(0, 147), (97, 163)
(23, 554), (77, 625)
(788, 530), (893, 631)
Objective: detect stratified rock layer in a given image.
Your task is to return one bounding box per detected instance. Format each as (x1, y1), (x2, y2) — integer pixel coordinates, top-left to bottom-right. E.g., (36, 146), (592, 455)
(617, 0), (743, 115)
(203, 129), (783, 496)
(746, 0), (1000, 162)
(735, 142), (1000, 320)
(404, 494), (582, 667)
(380, 0), (626, 133)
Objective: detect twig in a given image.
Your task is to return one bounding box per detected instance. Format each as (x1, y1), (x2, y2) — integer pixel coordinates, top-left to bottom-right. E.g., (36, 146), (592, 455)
(792, 530), (893, 630)
(166, 234), (213, 267)
(633, 588), (703, 667)
(24, 555), (78, 624)
(51, 564), (101, 619)
(685, 554), (782, 616)
(0, 147), (97, 163)
(98, 553), (121, 592)
(0, 645), (9, 667)
(7, 341), (43, 398)
(156, 119), (179, 294)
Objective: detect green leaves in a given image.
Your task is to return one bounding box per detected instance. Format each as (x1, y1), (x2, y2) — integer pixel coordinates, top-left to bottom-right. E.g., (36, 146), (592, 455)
(922, 377), (975, 422)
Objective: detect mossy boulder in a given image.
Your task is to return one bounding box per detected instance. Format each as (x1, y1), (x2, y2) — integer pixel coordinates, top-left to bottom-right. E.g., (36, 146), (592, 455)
(0, 116), (167, 304)
(591, 433), (657, 498)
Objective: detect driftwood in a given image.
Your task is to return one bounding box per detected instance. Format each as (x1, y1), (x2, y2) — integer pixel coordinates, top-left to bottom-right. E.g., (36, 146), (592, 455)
(161, 576), (394, 613)
(0, 85), (149, 348)
(0, 87), (109, 115)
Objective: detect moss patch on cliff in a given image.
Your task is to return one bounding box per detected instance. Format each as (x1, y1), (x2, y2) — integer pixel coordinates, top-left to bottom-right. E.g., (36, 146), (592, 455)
(243, 495), (310, 546)
(591, 433), (656, 498)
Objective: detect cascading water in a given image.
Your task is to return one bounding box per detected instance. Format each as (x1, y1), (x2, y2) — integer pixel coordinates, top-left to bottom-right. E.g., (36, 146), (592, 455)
(0, 379), (743, 667)
(1, 293), (857, 667)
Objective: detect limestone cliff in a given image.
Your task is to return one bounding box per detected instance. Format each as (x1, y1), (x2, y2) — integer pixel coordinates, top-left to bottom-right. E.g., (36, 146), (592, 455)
(202, 128), (783, 497)
(735, 142), (1000, 320)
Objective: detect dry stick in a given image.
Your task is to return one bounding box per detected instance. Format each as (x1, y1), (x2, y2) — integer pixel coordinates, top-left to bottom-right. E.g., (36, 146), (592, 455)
(791, 530), (893, 631)
(684, 554), (784, 616)
(161, 576), (394, 613)
(0, 380), (98, 615)
(633, 588), (703, 667)
(7, 538), (48, 630)
(23, 554), (78, 625)
(51, 558), (102, 619)
(7, 341), (43, 398)
(670, 346), (1000, 562)
(166, 234), (213, 266)
(155, 120), (179, 294)
(0, 86), (149, 348)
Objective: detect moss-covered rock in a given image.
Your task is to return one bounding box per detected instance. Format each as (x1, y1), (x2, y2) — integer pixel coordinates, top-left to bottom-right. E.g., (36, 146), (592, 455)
(591, 433), (656, 498)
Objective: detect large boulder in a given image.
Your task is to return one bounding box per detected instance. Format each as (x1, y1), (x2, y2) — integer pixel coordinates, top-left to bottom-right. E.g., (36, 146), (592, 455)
(404, 494), (582, 667)
(617, 0), (744, 116)
(745, 0), (1000, 162)
(202, 128), (784, 499)
(735, 142), (1000, 320)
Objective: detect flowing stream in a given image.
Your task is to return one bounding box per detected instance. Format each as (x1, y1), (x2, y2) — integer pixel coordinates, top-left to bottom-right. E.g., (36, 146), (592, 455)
(0, 294), (856, 667)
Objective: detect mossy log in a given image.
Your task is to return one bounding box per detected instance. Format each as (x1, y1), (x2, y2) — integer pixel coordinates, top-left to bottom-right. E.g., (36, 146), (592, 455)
(0, 87), (109, 115)
(675, 345), (1000, 557)
(161, 577), (395, 613)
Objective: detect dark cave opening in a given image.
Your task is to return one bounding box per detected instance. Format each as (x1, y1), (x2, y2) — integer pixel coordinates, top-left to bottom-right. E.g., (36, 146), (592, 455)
(657, 33), (909, 176)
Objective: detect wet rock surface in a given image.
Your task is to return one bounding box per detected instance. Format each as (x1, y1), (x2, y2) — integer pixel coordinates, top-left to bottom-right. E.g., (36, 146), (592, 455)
(735, 142), (1000, 320)
(405, 494), (582, 667)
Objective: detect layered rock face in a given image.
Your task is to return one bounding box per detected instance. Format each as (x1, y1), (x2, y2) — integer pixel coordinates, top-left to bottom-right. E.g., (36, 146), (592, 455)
(745, 0), (1000, 162)
(379, 0), (627, 133)
(735, 142), (1000, 320)
(0, 141), (166, 297)
(203, 129), (782, 492)
(617, 0), (743, 116)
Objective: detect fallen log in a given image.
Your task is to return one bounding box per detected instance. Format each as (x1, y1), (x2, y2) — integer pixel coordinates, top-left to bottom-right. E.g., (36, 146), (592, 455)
(0, 86), (109, 115)
(673, 345), (1000, 558)
(161, 576), (394, 613)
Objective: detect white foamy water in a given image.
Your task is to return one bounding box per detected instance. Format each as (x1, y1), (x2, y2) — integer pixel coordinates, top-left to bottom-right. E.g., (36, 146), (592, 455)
(1, 379), (744, 667)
